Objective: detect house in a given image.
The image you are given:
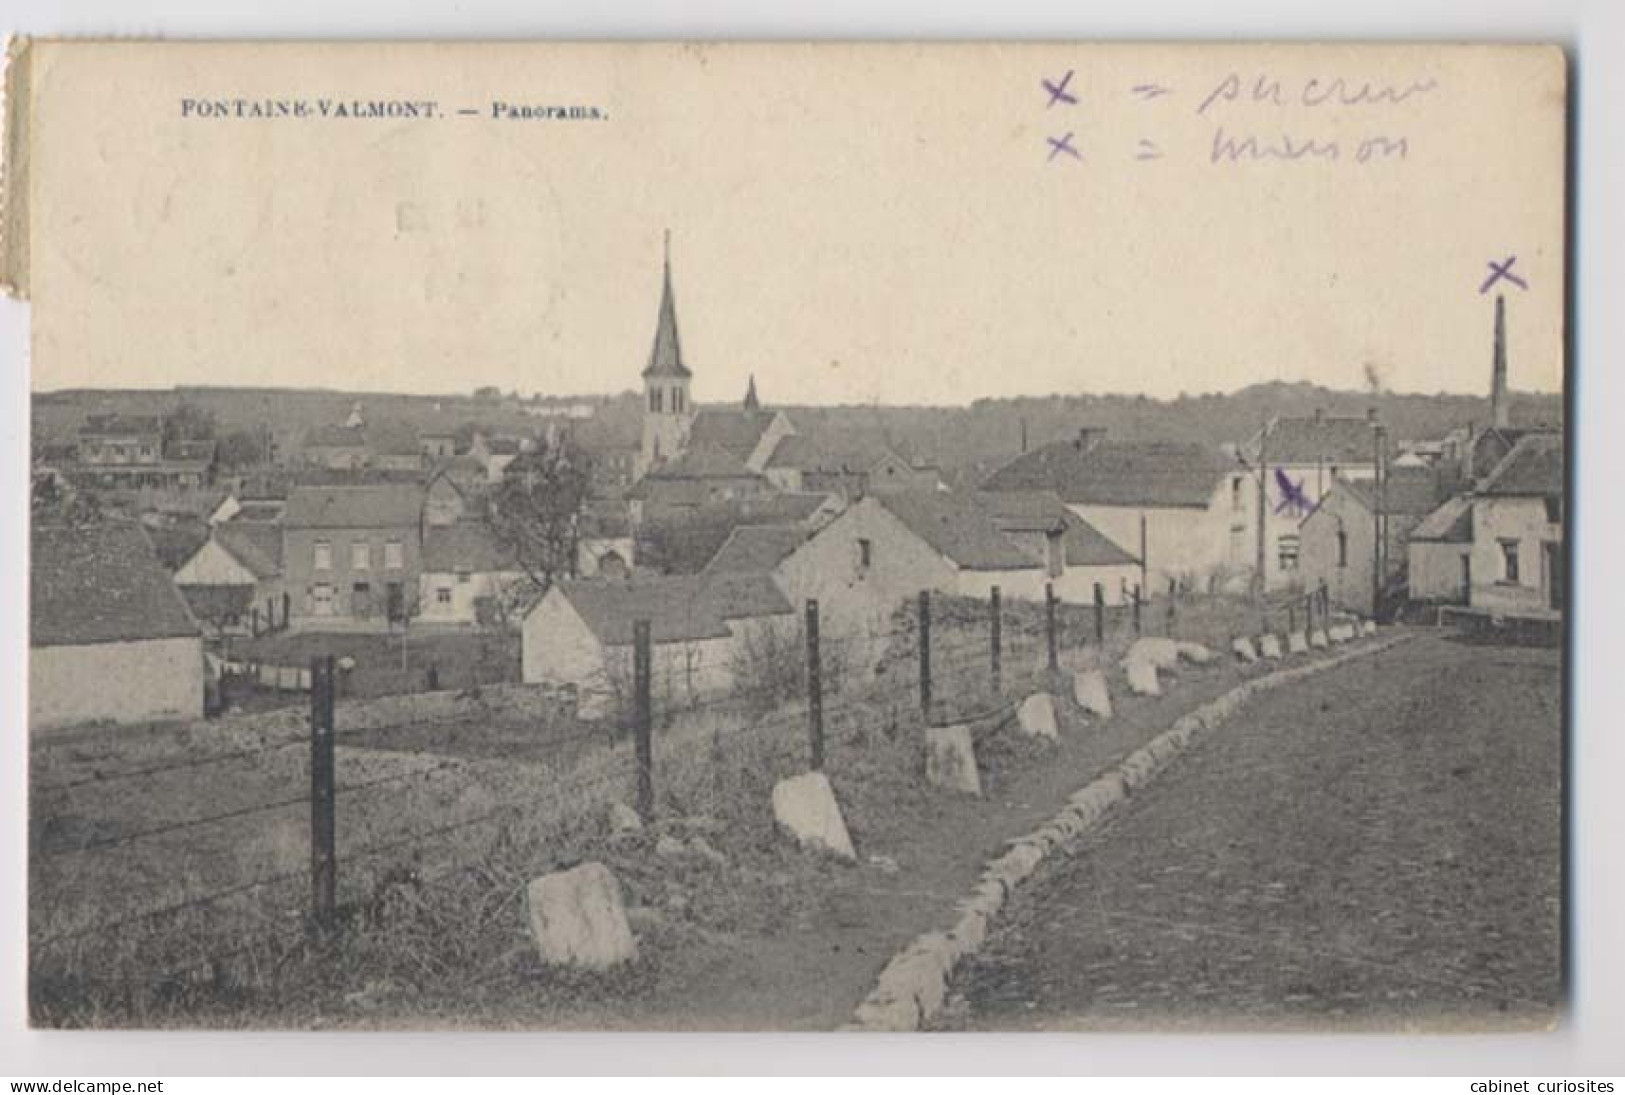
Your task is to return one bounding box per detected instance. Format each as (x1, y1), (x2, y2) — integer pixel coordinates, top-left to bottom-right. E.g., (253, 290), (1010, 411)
(420, 431), (459, 459)
(975, 490), (1142, 604)
(469, 432), (526, 483)
(424, 465), (475, 527)
(1407, 495), (1476, 604)
(1243, 409), (1391, 589)
(71, 415), (219, 491)
(370, 426), (427, 473)
(981, 429), (1242, 590)
(702, 525), (815, 578)
(763, 434), (934, 497)
(564, 415), (642, 493)
(521, 572), (796, 717)
(419, 520), (528, 626)
(302, 424), (371, 470)
(31, 522), (205, 730)
(1469, 433), (1563, 615)
(625, 443), (773, 522)
(282, 483), (425, 626)
(636, 493), (842, 575)
(769, 491), (1071, 651)
(1296, 467), (1445, 614)
(173, 522), (288, 635)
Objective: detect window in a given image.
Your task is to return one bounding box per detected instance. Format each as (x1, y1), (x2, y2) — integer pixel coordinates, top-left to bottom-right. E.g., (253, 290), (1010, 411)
(1231, 475), (1244, 511)
(351, 541), (370, 570)
(651, 387), (664, 414)
(1336, 530), (1348, 569)
(1500, 539), (1521, 584)
(314, 540), (332, 571)
(456, 569), (472, 585)
(1544, 496), (1562, 524)
(384, 539), (404, 570)
(436, 587), (453, 605)
(1277, 534), (1300, 572)
(672, 387), (684, 414)
(858, 538), (873, 571)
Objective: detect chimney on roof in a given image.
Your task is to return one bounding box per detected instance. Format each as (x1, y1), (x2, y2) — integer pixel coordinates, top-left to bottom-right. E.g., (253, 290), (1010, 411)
(1491, 293), (1511, 429)
(1074, 426), (1105, 453)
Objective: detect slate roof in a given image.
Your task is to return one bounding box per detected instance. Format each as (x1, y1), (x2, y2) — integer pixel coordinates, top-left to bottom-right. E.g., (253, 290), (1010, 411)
(702, 525), (814, 575)
(981, 439), (1234, 510)
(765, 433), (900, 473)
(876, 492), (1041, 572)
(1258, 415), (1392, 466)
(32, 522), (201, 647)
(1479, 433), (1563, 497)
(1409, 495), (1475, 544)
(550, 573), (791, 647)
(213, 523), (283, 579)
(687, 409), (776, 460)
(976, 490), (1139, 567)
(1333, 467), (1448, 518)
(650, 442), (758, 481)
(421, 521), (519, 573)
(283, 484), (424, 529)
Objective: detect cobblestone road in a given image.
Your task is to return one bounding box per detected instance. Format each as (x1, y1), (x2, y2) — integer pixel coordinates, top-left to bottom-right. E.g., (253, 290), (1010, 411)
(938, 632), (1562, 1031)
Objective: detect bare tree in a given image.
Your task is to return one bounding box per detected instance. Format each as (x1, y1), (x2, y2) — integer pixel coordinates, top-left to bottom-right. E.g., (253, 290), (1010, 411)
(484, 436), (591, 595)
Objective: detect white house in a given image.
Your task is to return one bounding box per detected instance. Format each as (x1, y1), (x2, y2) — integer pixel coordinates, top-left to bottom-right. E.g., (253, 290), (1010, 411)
(1469, 433), (1563, 615)
(419, 520), (528, 626)
(32, 522), (205, 731)
(981, 430), (1242, 591)
(521, 573), (795, 718)
(1407, 494), (1475, 604)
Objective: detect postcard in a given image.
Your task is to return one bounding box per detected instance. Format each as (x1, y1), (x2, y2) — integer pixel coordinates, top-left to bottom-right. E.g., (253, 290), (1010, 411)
(7, 40), (1566, 1031)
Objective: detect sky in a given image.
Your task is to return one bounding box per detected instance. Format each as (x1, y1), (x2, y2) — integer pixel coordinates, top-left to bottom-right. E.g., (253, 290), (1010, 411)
(25, 41), (1567, 404)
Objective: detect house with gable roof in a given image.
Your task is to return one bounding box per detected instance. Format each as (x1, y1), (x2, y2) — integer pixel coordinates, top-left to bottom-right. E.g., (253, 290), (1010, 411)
(1469, 432), (1563, 615)
(282, 483), (426, 626)
(520, 572), (796, 718)
(32, 521), (205, 730)
(981, 428), (1242, 590)
(173, 521), (289, 634)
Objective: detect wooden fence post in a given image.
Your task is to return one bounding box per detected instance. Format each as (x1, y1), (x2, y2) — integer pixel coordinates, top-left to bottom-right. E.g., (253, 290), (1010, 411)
(1132, 584), (1142, 636)
(918, 591), (932, 721)
(1045, 582), (1059, 672)
(309, 655), (337, 932)
(989, 585), (1002, 694)
(1167, 575), (1178, 637)
(1093, 582), (1105, 644)
(805, 600), (824, 771)
(632, 619), (654, 825)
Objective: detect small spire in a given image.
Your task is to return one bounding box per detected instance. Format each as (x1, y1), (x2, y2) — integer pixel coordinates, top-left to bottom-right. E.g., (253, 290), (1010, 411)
(743, 374), (760, 411)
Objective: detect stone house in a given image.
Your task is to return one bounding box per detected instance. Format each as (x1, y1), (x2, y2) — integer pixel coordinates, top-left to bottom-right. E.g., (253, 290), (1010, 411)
(172, 522), (288, 635)
(282, 483), (425, 626)
(418, 520), (528, 627)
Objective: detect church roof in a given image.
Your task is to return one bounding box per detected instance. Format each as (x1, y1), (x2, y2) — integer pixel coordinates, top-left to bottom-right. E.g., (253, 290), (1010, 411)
(642, 239), (691, 380)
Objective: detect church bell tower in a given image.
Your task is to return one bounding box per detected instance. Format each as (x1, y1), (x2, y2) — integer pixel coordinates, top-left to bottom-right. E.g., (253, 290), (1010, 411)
(639, 232), (694, 476)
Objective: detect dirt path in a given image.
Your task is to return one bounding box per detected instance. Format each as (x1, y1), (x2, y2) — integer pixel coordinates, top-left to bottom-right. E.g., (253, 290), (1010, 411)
(934, 633), (1562, 1032)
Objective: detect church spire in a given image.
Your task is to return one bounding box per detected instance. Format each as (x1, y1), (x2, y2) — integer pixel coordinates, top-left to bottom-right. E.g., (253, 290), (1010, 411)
(643, 230), (691, 379)
(743, 373), (760, 411)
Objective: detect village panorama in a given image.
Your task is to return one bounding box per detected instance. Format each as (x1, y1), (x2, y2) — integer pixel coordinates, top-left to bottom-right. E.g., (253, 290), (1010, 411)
(27, 240), (1564, 1032)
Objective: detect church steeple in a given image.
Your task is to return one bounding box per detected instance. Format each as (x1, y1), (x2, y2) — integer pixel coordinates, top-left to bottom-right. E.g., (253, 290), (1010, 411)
(643, 230), (691, 380)
(743, 374), (760, 411)
(639, 231), (695, 477)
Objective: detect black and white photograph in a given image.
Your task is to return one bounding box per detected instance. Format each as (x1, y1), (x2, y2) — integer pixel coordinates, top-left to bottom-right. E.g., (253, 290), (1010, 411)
(7, 37), (1580, 1048)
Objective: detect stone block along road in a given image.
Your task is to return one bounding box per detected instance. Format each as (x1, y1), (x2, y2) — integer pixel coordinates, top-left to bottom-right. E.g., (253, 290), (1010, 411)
(936, 632), (1562, 1031)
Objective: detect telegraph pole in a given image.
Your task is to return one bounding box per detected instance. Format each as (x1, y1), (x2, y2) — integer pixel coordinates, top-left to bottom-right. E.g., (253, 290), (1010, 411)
(1255, 415), (1270, 599)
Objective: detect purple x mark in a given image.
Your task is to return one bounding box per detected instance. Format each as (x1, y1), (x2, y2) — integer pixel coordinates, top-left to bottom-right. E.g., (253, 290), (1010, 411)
(1042, 69), (1078, 108)
(1479, 255), (1529, 294)
(1046, 132), (1082, 163)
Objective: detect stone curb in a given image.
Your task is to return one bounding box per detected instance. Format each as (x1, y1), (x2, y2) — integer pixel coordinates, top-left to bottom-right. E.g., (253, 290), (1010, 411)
(841, 628), (1412, 1032)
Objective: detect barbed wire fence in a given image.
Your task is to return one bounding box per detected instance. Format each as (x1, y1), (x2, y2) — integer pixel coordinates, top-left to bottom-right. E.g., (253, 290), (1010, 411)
(28, 578), (1335, 1022)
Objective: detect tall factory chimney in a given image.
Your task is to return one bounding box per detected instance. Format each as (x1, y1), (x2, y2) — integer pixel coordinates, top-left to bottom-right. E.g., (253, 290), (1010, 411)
(1491, 293), (1511, 429)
